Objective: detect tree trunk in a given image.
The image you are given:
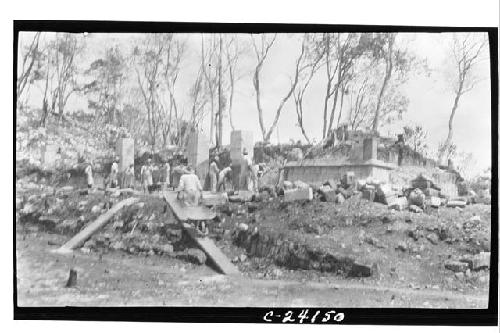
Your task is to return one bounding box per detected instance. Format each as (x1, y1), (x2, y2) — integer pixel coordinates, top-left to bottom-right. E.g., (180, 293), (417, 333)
(217, 35), (223, 148)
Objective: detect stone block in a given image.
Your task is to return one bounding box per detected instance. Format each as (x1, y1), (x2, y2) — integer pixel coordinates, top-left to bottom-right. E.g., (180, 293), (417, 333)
(423, 188), (440, 197)
(444, 260), (469, 272)
(116, 137), (134, 172)
(388, 197), (408, 211)
(363, 137), (378, 161)
(427, 196), (441, 208)
(42, 144), (58, 168)
(230, 130), (254, 165)
(318, 186), (336, 202)
(362, 188), (375, 201)
(284, 187), (313, 202)
(447, 200), (466, 208)
(186, 131), (210, 189)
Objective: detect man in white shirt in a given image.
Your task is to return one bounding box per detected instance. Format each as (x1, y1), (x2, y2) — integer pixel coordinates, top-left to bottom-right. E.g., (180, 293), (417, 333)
(109, 157), (119, 188)
(141, 158), (154, 193)
(217, 163), (233, 192)
(84, 161), (93, 189)
(209, 156), (220, 193)
(239, 149), (253, 191)
(177, 166), (203, 206)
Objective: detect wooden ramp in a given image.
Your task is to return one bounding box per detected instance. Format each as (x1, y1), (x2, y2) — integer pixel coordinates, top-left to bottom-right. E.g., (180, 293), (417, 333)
(183, 224), (240, 275)
(54, 197), (140, 253)
(163, 191), (216, 221)
(163, 191), (239, 275)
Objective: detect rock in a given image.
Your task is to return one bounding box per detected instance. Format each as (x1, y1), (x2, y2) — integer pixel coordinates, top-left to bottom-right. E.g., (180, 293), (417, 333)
(91, 205), (101, 214)
(408, 188), (426, 207)
(388, 197), (408, 211)
(376, 184), (397, 204)
(239, 223), (249, 231)
(471, 252), (490, 270)
(318, 185), (336, 202)
(426, 233), (439, 245)
(396, 242), (408, 252)
(470, 215), (481, 222)
(427, 196), (441, 208)
(423, 188), (440, 197)
(272, 268), (283, 278)
(364, 236), (386, 249)
(341, 172), (356, 187)
(21, 203), (37, 215)
(283, 181), (294, 190)
(293, 180), (310, 190)
(447, 200), (466, 208)
(177, 248), (207, 265)
(362, 188), (376, 202)
(349, 261), (377, 277)
(110, 241), (125, 251)
(239, 254), (247, 262)
(284, 187), (313, 202)
(444, 260), (469, 272)
(336, 193), (345, 204)
(409, 205), (423, 213)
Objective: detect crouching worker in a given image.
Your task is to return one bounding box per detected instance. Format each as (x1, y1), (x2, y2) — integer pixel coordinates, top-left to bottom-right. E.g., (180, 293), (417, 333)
(217, 163), (232, 192)
(177, 166), (203, 207)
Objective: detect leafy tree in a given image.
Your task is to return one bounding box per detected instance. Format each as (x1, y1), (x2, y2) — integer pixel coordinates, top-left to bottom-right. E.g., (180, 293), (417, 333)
(403, 124), (428, 155)
(84, 46), (127, 125)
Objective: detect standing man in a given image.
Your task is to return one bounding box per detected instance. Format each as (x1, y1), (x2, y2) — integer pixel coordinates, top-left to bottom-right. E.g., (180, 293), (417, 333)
(84, 160), (94, 190)
(124, 164), (135, 189)
(217, 163), (233, 192)
(109, 157), (119, 188)
(177, 165), (203, 206)
(141, 158), (154, 194)
(239, 148), (253, 191)
(163, 161), (171, 191)
(209, 156), (220, 193)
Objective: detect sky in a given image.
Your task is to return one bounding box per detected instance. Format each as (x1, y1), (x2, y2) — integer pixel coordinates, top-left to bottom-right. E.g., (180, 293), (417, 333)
(19, 32), (492, 176)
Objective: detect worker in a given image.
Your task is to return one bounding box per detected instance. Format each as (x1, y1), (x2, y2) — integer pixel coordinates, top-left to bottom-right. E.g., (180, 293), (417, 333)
(177, 165), (203, 207)
(141, 158), (154, 194)
(84, 160), (93, 190)
(163, 161), (171, 191)
(109, 157), (119, 188)
(239, 148), (253, 191)
(209, 156), (220, 193)
(124, 164), (135, 189)
(217, 163), (233, 192)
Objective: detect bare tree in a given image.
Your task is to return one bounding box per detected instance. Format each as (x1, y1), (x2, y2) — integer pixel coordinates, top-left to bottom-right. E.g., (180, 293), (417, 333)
(251, 34), (307, 143)
(16, 32), (41, 109)
(51, 33), (83, 121)
(438, 33), (488, 164)
(293, 34), (325, 143)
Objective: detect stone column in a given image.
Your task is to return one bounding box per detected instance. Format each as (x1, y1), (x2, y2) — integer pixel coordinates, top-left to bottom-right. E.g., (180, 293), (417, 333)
(363, 136), (378, 161)
(186, 131), (210, 190)
(42, 144), (58, 168)
(116, 137), (134, 172)
(230, 130), (253, 190)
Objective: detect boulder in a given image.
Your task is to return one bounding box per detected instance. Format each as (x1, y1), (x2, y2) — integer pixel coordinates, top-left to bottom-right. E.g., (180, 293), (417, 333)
(427, 196), (441, 208)
(444, 260), (469, 272)
(447, 200), (466, 208)
(388, 197), (408, 211)
(409, 205), (423, 213)
(426, 233), (439, 245)
(318, 185), (336, 202)
(362, 188), (376, 202)
(376, 184), (397, 205)
(471, 252), (490, 270)
(284, 187), (313, 202)
(408, 188), (426, 207)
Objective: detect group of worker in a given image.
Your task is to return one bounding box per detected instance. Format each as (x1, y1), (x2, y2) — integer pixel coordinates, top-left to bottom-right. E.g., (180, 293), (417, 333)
(82, 148), (260, 209)
(82, 156), (171, 194)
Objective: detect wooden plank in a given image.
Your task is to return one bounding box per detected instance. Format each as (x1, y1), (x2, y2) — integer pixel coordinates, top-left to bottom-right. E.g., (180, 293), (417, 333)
(54, 197), (139, 253)
(163, 191), (216, 221)
(182, 224), (239, 275)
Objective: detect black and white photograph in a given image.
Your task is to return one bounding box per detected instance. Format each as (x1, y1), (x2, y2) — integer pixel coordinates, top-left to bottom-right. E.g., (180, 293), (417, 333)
(11, 2), (498, 327)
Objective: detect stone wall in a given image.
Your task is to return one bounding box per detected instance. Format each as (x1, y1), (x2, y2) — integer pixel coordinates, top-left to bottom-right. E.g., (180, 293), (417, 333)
(283, 159), (394, 184)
